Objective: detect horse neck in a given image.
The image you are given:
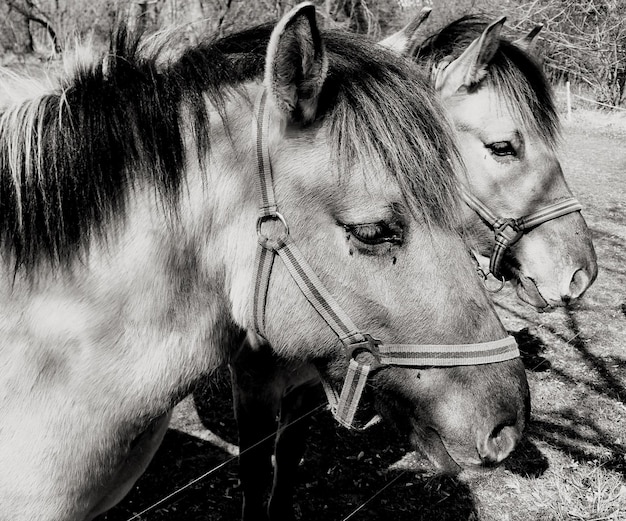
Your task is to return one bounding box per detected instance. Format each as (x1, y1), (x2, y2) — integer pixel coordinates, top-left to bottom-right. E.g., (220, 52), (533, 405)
(0, 88), (263, 418)
(179, 85), (261, 329)
(0, 196), (228, 416)
(106, 87), (262, 404)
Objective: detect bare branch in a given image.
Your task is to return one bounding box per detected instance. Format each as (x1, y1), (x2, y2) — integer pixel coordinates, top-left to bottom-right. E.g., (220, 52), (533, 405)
(5, 0), (62, 53)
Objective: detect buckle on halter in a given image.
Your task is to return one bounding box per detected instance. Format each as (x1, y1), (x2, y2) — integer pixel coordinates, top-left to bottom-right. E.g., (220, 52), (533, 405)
(347, 334), (382, 365)
(494, 217), (523, 244)
(256, 212), (289, 249)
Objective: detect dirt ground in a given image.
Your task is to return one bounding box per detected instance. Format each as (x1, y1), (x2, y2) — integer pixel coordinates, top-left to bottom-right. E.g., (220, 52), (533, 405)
(100, 109), (626, 521)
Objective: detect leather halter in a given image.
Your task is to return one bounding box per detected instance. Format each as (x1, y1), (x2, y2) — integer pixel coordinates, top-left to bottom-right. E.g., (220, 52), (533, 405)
(250, 90), (520, 430)
(461, 188), (582, 279)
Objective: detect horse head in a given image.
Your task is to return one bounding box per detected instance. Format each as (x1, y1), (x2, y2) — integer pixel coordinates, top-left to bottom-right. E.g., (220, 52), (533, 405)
(385, 14), (597, 309)
(222, 3), (529, 472)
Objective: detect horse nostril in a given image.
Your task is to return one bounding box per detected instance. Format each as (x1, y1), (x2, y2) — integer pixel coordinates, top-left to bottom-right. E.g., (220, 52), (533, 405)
(564, 268), (592, 301)
(477, 422), (519, 466)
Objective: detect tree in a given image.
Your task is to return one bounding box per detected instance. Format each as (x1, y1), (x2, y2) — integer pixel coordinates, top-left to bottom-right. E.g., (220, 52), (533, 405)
(506, 0), (626, 106)
(4, 0), (62, 53)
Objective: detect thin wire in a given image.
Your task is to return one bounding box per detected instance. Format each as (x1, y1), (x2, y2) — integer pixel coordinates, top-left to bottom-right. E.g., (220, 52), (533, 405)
(339, 470), (407, 521)
(124, 401), (327, 521)
(125, 454), (233, 521)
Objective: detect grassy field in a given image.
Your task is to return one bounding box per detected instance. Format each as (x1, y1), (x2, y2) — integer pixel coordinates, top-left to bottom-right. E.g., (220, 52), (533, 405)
(98, 109), (626, 521)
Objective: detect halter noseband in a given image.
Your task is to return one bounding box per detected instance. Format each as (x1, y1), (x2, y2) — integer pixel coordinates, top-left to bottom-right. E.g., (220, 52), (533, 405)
(461, 188), (583, 280)
(250, 90), (519, 430)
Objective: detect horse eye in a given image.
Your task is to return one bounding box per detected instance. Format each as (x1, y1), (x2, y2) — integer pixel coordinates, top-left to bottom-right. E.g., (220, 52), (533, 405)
(486, 141), (516, 157)
(344, 221), (403, 246)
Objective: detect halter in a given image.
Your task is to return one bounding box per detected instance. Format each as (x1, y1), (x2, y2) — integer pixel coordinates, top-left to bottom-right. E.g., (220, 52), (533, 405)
(250, 90), (520, 430)
(461, 188), (582, 279)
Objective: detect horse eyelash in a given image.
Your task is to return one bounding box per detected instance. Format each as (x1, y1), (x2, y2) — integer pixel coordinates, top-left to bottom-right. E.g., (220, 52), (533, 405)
(486, 141), (517, 157)
(342, 222), (403, 247)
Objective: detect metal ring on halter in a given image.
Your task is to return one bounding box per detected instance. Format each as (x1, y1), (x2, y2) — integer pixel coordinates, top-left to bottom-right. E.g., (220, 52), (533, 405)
(347, 334), (382, 368)
(475, 265), (505, 293)
(484, 272), (506, 293)
(256, 212), (289, 249)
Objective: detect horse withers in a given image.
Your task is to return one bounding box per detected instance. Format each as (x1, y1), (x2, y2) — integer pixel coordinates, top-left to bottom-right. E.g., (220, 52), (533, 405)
(0, 4), (528, 520)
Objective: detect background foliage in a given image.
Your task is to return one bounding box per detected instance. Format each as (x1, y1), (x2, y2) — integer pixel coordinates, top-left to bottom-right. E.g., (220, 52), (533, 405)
(1, 0), (625, 106)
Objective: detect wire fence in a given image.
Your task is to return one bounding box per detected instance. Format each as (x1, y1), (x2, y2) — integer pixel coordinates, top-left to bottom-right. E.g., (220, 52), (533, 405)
(124, 402), (328, 521)
(561, 80), (626, 119)
(121, 399), (414, 521)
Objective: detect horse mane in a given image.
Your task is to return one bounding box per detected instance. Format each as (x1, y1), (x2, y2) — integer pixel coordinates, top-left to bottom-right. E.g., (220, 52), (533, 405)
(413, 15), (559, 149)
(0, 22), (461, 272)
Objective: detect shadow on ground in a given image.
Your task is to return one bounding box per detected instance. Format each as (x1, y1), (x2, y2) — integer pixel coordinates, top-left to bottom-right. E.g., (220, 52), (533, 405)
(102, 367), (481, 520)
(101, 419), (480, 521)
(98, 428), (241, 521)
(501, 303), (626, 481)
(511, 327), (551, 372)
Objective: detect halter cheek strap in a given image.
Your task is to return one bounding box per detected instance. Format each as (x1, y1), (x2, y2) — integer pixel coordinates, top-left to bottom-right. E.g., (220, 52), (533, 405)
(250, 90), (520, 430)
(461, 188), (583, 279)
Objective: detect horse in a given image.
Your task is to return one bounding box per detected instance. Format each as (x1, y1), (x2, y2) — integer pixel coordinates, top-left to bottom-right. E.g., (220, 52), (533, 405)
(230, 13), (596, 521)
(0, 3), (529, 520)
(396, 13), (597, 308)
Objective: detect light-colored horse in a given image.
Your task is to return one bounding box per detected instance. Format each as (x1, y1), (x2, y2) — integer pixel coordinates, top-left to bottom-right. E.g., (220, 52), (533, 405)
(397, 13), (597, 308)
(231, 13), (597, 521)
(0, 4), (528, 520)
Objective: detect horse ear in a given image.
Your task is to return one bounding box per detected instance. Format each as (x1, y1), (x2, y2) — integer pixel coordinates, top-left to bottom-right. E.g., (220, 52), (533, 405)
(433, 16), (506, 99)
(264, 2), (328, 124)
(379, 7), (432, 55)
(513, 24), (543, 54)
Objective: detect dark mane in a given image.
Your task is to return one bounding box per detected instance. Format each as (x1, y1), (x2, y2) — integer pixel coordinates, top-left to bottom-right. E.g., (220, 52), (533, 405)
(0, 21), (460, 271)
(413, 15), (559, 148)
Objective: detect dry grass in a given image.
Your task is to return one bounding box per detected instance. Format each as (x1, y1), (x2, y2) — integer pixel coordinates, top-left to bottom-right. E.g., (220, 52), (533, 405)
(462, 110), (626, 521)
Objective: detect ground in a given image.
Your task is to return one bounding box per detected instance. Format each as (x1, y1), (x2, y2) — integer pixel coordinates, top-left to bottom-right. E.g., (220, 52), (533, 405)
(100, 109), (626, 521)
